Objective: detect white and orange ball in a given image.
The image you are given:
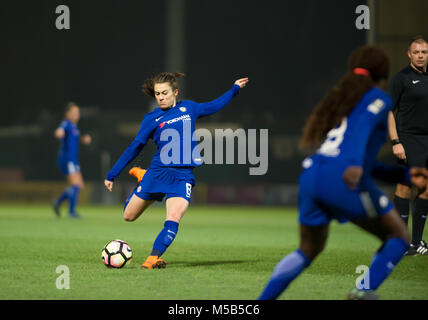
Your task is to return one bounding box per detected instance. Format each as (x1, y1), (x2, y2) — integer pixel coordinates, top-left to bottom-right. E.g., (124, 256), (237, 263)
(101, 239), (133, 268)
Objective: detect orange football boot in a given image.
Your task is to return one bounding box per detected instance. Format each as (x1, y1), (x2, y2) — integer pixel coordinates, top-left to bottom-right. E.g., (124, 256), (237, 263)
(129, 167), (147, 183)
(141, 255), (167, 269)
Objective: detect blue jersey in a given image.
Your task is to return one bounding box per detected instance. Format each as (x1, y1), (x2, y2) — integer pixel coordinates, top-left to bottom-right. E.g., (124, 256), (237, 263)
(106, 84), (240, 181)
(57, 119), (80, 164)
(312, 87), (392, 174)
(298, 87), (409, 226)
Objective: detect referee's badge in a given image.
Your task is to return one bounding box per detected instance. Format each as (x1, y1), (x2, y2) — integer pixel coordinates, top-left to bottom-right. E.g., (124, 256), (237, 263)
(179, 107), (186, 112)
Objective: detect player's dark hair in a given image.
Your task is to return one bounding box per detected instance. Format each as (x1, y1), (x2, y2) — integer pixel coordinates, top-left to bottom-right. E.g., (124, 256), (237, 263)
(141, 72), (185, 98)
(408, 35), (428, 50)
(299, 45), (390, 149)
(64, 101), (78, 114)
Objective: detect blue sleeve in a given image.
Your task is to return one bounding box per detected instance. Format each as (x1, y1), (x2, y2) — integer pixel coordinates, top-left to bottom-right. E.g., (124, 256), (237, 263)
(105, 118), (153, 181)
(371, 161), (410, 184)
(105, 139), (145, 181)
(346, 95), (392, 167)
(193, 84), (240, 118)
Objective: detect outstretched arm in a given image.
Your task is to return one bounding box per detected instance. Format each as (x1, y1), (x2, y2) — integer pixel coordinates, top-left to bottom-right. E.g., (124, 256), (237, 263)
(105, 139), (145, 184)
(195, 78), (248, 118)
(372, 162), (428, 190)
(104, 139), (145, 192)
(54, 120), (69, 139)
(104, 117), (154, 191)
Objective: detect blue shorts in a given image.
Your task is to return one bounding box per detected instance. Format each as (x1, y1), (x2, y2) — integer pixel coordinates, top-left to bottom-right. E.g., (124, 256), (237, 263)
(133, 166), (196, 202)
(298, 160), (394, 226)
(58, 159), (80, 176)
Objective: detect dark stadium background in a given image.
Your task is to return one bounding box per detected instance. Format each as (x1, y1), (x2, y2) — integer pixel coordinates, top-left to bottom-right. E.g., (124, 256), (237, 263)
(0, 0), (425, 205)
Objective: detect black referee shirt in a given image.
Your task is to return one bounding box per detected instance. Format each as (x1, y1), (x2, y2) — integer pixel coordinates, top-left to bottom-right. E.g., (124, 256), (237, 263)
(388, 64), (428, 135)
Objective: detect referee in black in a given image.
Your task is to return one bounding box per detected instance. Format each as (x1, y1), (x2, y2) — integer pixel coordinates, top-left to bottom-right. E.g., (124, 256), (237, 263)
(388, 35), (428, 256)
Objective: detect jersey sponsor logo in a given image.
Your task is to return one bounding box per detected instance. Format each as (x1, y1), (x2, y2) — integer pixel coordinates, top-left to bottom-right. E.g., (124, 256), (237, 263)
(159, 114), (191, 128)
(412, 80), (420, 84)
(179, 107), (186, 112)
(155, 116), (164, 122)
(137, 186), (142, 192)
(367, 99), (385, 114)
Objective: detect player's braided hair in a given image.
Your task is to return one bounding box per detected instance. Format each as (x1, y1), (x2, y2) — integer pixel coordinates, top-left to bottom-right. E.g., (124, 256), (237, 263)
(141, 72), (185, 98)
(299, 45), (390, 149)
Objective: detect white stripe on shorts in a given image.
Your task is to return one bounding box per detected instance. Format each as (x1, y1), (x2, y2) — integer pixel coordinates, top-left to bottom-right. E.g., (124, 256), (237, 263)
(67, 162), (77, 174)
(360, 192), (377, 218)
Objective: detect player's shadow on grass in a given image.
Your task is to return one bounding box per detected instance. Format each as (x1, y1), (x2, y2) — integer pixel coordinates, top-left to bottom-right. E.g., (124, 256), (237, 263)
(170, 259), (256, 268)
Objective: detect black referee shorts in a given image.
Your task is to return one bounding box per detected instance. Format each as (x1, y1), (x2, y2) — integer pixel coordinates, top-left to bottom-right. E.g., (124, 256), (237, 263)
(398, 133), (428, 187)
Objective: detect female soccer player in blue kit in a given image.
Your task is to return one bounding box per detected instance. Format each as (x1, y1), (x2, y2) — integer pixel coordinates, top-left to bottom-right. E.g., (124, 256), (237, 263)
(53, 102), (92, 218)
(104, 72), (248, 269)
(258, 46), (428, 300)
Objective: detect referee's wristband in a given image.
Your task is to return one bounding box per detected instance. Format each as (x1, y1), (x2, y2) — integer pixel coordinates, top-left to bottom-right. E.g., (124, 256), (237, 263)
(391, 139), (401, 146)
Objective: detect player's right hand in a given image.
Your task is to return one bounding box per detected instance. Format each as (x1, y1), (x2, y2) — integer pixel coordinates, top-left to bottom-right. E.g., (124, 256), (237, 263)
(343, 166), (363, 190)
(392, 143), (406, 160)
(104, 179), (113, 192)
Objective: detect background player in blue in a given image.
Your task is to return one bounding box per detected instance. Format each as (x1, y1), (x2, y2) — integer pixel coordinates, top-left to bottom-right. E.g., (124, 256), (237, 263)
(53, 102), (92, 218)
(104, 72), (249, 269)
(258, 46), (428, 300)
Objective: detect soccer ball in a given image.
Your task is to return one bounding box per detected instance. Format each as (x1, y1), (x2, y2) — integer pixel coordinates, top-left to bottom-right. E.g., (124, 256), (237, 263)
(101, 239), (133, 268)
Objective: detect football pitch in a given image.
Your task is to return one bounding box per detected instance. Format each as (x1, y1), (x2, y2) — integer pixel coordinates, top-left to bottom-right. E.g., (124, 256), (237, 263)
(0, 204), (427, 300)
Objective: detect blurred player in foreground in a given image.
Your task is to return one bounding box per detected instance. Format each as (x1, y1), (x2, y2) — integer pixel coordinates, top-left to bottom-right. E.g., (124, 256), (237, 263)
(53, 102), (91, 218)
(258, 46), (428, 300)
(104, 72), (248, 269)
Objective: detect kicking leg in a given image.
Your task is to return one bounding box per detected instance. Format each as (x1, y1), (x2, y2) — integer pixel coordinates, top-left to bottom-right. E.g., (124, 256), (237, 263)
(123, 194), (154, 222)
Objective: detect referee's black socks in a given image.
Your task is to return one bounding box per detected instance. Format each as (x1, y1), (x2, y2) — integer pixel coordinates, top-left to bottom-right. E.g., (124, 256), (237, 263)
(412, 197), (428, 245)
(394, 196), (410, 225)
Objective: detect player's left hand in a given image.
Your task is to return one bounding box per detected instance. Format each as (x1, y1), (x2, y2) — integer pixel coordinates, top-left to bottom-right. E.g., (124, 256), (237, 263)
(234, 78), (249, 88)
(81, 134), (92, 145)
(343, 166), (363, 190)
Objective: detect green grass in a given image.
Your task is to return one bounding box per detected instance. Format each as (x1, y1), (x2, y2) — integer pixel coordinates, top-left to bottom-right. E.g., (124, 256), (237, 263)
(0, 204), (427, 300)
